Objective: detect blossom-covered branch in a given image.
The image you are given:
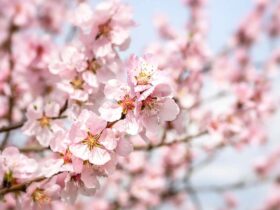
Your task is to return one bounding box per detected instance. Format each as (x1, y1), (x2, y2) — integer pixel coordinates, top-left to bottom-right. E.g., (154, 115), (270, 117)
(0, 0), (280, 209)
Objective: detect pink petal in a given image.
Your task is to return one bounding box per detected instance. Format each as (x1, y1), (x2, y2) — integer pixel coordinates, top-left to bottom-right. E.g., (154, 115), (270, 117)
(44, 102), (60, 117)
(81, 168), (99, 189)
(93, 38), (113, 58)
(37, 129), (53, 147)
(86, 113), (107, 134)
(99, 101), (122, 122)
(104, 79), (128, 100)
(72, 157), (83, 173)
(96, 67), (115, 83)
(69, 123), (87, 143)
(71, 89), (88, 101)
(116, 138), (133, 156)
(22, 121), (38, 136)
(159, 98), (180, 122)
(142, 116), (161, 132)
(99, 129), (117, 150)
(70, 144), (90, 161)
(72, 3), (93, 34)
(111, 28), (129, 45)
(88, 147), (111, 165)
(152, 83), (172, 98)
(82, 71), (98, 88)
(62, 179), (78, 204)
(2, 147), (19, 156)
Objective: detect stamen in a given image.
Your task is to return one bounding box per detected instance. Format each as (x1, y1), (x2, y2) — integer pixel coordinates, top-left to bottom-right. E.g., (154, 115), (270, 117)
(38, 115), (51, 128)
(98, 21), (111, 38)
(136, 71), (151, 85)
(142, 96), (157, 110)
(32, 188), (50, 204)
(83, 132), (101, 150)
(89, 59), (101, 74)
(135, 62), (155, 85)
(63, 149), (72, 164)
(70, 77), (84, 90)
(118, 95), (135, 114)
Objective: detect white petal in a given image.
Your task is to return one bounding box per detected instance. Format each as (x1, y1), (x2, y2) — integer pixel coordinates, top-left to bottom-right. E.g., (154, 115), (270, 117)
(88, 147), (111, 165)
(70, 144), (90, 161)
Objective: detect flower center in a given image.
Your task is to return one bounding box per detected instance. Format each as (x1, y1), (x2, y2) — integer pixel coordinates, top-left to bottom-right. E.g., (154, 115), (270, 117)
(141, 97), (158, 112)
(63, 149), (72, 164)
(70, 77), (84, 90)
(226, 115), (235, 124)
(135, 61), (155, 85)
(136, 70), (152, 85)
(32, 188), (50, 204)
(98, 21), (111, 38)
(71, 174), (81, 182)
(38, 115), (51, 128)
(89, 59), (101, 74)
(83, 132), (101, 150)
(118, 95), (135, 114)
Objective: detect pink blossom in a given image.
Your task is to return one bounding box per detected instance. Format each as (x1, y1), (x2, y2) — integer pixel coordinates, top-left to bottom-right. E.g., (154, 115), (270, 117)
(22, 99), (63, 147)
(22, 178), (61, 209)
(69, 110), (117, 165)
(74, 0), (135, 57)
(138, 84), (180, 134)
(0, 147), (38, 187)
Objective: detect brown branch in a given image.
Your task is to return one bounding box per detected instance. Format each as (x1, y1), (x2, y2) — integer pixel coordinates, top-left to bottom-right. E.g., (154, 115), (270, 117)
(0, 23), (18, 148)
(19, 146), (49, 153)
(0, 121), (25, 133)
(0, 176), (46, 196)
(0, 99), (68, 135)
(17, 130), (208, 154)
(0, 115), (66, 135)
(134, 130), (208, 151)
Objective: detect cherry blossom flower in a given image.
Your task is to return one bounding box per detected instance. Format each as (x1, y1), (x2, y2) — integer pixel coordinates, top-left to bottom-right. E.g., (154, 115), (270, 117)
(22, 99), (63, 147)
(0, 147), (38, 188)
(138, 84), (180, 135)
(69, 110), (117, 166)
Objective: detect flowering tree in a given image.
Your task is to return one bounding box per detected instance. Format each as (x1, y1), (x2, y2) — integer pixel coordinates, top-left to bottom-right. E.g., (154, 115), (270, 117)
(0, 0), (280, 209)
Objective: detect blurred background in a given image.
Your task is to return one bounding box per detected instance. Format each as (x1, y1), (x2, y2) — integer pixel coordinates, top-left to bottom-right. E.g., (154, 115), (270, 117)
(116, 0), (280, 209)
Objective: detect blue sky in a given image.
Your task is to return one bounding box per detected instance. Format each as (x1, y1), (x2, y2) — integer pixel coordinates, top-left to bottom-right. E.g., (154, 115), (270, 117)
(126, 0), (253, 54)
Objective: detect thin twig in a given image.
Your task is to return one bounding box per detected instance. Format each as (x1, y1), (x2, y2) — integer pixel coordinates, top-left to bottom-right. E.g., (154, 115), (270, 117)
(134, 130), (208, 151)
(188, 176), (277, 193)
(189, 91), (228, 110)
(0, 176), (46, 196)
(1, 23), (18, 148)
(0, 121), (25, 133)
(19, 146), (49, 153)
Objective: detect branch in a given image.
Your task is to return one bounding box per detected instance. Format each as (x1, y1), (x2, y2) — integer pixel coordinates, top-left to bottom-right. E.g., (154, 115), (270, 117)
(0, 100), (68, 135)
(1, 23), (18, 148)
(188, 176), (277, 193)
(134, 130), (208, 151)
(0, 171), (65, 196)
(0, 176), (46, 196)
(189, 91), (228, 110)
(19, 146), (49, 153)
(0, 121), (25, 133)
(17, 130), (208, 154)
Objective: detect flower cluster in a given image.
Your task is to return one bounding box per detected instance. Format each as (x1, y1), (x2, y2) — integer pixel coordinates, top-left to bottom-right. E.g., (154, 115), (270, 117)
(0, 0), (280, 209)
(0, 0), (181, 208)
